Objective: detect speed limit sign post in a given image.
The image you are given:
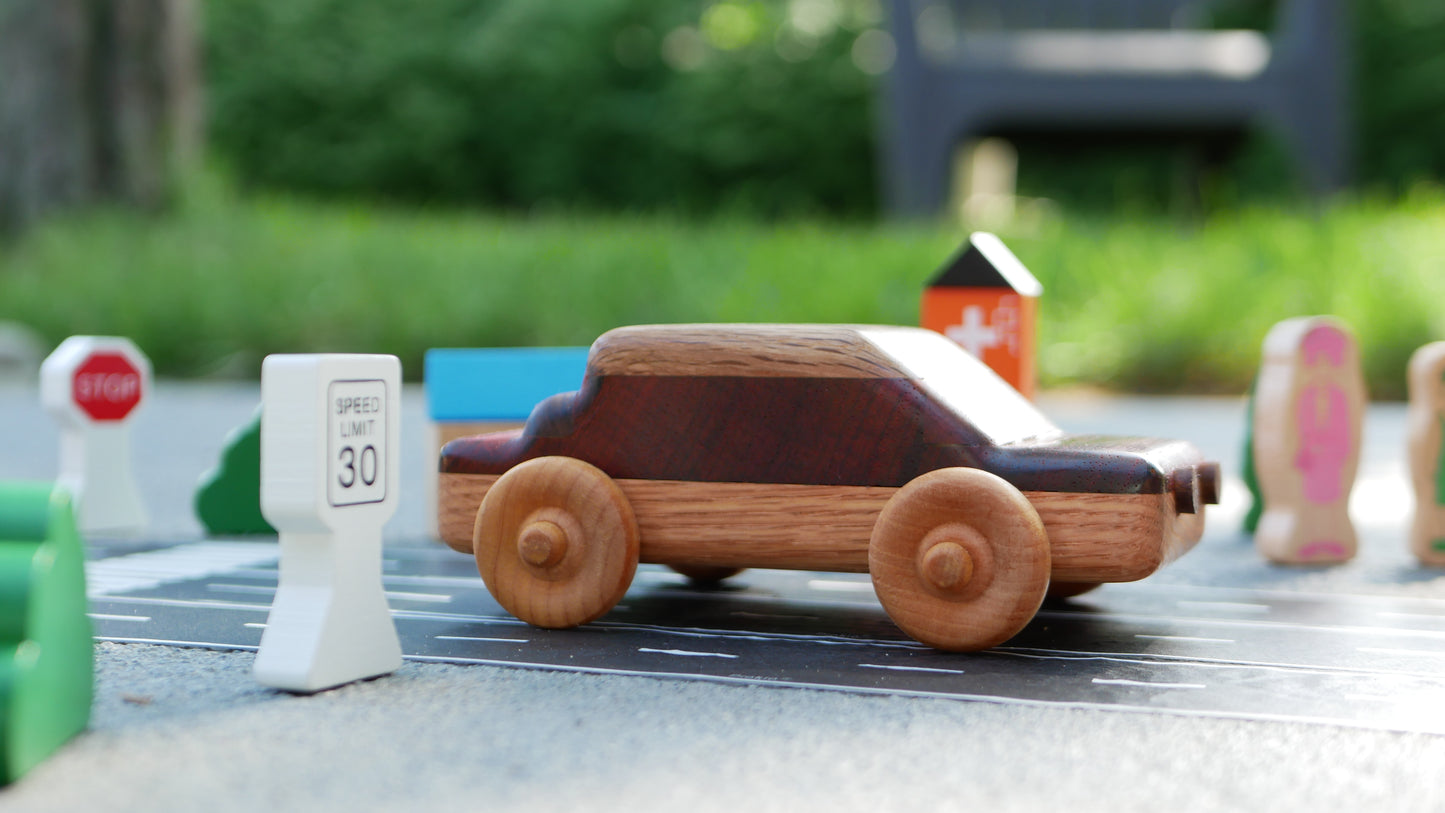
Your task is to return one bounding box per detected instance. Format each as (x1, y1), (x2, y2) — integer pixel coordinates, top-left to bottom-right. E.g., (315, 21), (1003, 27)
(40, 336), (151, 534)
(255, 354), (402, 693)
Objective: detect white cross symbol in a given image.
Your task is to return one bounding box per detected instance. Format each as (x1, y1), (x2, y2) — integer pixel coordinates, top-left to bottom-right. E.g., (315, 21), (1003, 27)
(944, 305), (1001, 358)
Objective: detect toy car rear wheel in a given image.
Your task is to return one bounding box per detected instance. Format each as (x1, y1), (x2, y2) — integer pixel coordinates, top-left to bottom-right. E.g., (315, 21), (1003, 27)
(474, 456), (640, 628)
(869, 468), (1050, 651)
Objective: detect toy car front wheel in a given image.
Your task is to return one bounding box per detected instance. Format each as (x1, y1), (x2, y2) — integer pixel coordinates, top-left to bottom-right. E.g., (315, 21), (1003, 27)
(869, 468), (1050, 651)
(474, 456), (640, 628)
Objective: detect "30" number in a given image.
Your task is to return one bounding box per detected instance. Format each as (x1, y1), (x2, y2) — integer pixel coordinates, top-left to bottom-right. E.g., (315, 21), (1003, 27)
(337, 444), (378, 488)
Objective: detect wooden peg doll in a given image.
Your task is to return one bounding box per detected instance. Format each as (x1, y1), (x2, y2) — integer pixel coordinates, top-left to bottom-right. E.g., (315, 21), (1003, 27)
(1252, 317), (1365, 564)
(1407, 342), (1445, 565)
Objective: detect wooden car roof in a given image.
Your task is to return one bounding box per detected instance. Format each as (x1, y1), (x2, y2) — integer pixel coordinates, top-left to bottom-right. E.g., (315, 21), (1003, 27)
(588, 324), (938, 379)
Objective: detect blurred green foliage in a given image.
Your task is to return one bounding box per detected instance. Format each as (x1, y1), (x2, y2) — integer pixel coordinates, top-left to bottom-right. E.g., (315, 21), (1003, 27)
(1353, 0), (1445, 190)
(6, 182), (1445, 397)
(205, 0), (1445, 216)
(206, 0), (880, 217)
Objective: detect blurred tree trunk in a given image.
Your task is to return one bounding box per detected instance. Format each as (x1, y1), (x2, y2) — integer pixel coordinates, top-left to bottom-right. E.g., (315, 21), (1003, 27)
(0, 0), (201, 236)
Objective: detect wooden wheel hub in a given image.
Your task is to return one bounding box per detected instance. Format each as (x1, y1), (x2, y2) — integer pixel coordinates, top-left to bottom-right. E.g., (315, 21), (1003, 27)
(518, 518), (569, 569)
(914, 523), (992, 600)
(919, 539), (972, 592)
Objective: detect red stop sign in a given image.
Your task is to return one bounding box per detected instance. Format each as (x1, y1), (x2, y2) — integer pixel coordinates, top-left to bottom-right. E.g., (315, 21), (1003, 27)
(72, 352), (144, 421)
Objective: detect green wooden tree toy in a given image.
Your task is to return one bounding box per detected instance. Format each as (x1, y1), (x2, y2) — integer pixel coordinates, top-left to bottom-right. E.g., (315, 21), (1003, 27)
(195, 408), (274, 536)
(0, 481), (93, 783)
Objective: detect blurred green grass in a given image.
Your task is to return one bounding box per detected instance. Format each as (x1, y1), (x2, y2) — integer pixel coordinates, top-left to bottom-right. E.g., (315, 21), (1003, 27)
(4, 185), (1445, 399)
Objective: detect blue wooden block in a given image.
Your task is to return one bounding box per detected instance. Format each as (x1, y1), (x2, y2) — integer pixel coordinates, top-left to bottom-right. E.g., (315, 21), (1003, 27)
(425, 348), (589, 422)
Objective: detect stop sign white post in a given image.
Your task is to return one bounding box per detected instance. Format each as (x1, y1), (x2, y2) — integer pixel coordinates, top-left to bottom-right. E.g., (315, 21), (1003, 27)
(254, 354), (402, 693)
(40, 336), (151, 534)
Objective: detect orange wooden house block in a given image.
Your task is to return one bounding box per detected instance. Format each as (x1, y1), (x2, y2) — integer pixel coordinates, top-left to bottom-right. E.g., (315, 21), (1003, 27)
(921, 233), (1042, 398)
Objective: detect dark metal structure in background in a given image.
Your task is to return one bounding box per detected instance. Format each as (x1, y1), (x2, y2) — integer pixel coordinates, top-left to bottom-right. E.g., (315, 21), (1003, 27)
(879, 0), (1351, 216)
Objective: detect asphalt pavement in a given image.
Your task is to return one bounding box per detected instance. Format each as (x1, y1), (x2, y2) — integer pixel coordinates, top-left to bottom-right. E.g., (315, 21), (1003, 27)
(0, 380), (1443, 812)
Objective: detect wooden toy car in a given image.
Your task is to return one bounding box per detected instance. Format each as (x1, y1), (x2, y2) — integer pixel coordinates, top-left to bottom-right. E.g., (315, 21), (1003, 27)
(437, 325), (1220, 651)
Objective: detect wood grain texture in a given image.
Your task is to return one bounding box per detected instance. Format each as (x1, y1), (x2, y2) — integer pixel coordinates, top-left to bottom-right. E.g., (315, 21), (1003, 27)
(425, 421), (521, 539)
(868, 468), (1050, 651)
(440, 374), (1207, 502)
(588, 324), (911, 379)
(438, 472), (492, 552)
(1407, 342), (1445, 565)
(1035, 491), (1185, 582)
(438, 472), (1196, 582)
(624, 481), (891, 572)
(434, 421), (522, 448)
(472, 457), (639, 629)
(1253, 316), (1365, 564)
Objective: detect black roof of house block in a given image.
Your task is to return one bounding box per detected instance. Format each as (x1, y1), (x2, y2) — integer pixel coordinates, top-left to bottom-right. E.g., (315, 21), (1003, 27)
(928, 232), (1043, 296)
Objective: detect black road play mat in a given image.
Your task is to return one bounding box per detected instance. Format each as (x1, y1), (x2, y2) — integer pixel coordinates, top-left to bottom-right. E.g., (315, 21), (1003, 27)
(84, 539), (1445, 734)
